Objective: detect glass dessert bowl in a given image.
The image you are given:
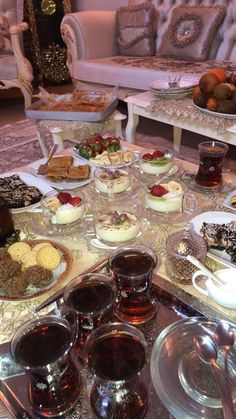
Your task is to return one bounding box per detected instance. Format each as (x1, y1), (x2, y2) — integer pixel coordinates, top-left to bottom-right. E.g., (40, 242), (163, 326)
(139, 147), (174, 176)
(41, 189), (86, 230)
(94, 167), (132, 196)
(94, 200), (142, 246)
(145, 180), (184, 213)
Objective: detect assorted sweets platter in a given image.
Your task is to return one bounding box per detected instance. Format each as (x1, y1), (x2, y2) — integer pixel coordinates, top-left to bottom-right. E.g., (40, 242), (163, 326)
(0, 239), (72, 301)
(0, 172), (53, 213)
(28, 155), (93, 190)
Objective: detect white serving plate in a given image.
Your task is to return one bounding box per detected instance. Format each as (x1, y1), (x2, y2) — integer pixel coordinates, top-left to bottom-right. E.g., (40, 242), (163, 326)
(193, 103), (236, 119)
(0, 172), (53, 213)
(149, 77), (199, 93)
(223, 189), (236, 211)
(190, 211), (236, 265)
(150, 90), (191, 100)
(28, 156), (94, 190)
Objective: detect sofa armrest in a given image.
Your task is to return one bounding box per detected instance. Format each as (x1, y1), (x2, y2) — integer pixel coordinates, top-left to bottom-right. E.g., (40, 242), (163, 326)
(61, 11), (118, 75)
(9, 23), (34, 83)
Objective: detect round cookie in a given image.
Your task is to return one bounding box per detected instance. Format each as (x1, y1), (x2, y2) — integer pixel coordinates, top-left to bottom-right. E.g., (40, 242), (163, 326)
(33, 242), (53, 252)
(21, 250), (38, 270)
(36, 245), (61, 270)
(7, 242), (31, 263)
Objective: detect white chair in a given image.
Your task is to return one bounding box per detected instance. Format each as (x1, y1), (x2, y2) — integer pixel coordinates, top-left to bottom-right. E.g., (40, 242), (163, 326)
(0, 0), (34, 107)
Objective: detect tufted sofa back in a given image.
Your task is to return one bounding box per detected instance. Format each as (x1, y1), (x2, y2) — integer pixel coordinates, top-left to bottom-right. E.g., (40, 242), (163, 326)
(0, 0), (23, 25)
(129, 0), (236, 60)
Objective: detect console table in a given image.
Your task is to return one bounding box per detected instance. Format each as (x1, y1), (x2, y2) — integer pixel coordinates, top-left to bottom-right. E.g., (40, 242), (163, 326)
(125, 91), (236, 153)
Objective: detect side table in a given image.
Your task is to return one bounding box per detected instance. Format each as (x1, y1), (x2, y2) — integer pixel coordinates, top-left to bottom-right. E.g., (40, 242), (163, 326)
(36, 110), (127, 156)
(125, 91), (236, 154)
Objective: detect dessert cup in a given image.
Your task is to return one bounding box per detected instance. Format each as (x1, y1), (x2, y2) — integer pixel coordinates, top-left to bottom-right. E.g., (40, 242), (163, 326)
(139, 147), (174, 176)
(94, 166), (132, 196)
(41, 189), (86, 232)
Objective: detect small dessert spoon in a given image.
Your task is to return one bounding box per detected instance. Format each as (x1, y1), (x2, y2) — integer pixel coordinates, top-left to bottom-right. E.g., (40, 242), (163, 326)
(215, 321), (235, 375)
(194, 335), (236, 419)
(187, 254), (226, 287)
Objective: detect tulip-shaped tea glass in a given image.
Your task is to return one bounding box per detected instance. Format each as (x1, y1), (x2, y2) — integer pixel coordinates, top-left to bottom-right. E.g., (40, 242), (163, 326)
(85, 322), (148, 419)
(108, 245), (158, 324)
(195, 141), (228, 189)
(11, 315), (81, 417)
(63, 273), (115, 359)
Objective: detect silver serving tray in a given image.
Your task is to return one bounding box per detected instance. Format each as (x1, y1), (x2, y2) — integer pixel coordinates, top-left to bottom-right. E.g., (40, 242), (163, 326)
(25, 95), (118, 122)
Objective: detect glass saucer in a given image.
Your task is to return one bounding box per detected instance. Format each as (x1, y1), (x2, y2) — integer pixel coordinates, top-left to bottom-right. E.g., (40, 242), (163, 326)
(150, 317), (236, 419)
(181, 169), (234, 194)
(27, 212), (84, 238)
(87, 177), (145, 200)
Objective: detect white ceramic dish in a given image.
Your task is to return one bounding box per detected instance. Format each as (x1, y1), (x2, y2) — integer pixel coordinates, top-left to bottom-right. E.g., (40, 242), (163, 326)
(193, 103), (236, 119)
(28, 156), (94, 190)
(151, 90), (192, 100)
(223, 189), (236, 211)
(149, 77), (198, 93)
(0, 172), (53, 213)
(190, 211), (236, 265)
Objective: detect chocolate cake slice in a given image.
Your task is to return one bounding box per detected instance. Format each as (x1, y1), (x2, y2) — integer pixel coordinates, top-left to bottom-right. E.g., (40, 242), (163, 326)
(201, 221), (236, 263)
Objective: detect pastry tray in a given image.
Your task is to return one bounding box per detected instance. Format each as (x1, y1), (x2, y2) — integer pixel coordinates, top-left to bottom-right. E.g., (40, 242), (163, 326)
(25, 95), (118, 122)
(0, 273), (231, 419)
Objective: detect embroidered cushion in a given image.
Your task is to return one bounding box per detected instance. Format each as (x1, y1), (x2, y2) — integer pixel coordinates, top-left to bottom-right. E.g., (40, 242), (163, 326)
(116, 2), (157, 56)
(156, 6), (226, 61)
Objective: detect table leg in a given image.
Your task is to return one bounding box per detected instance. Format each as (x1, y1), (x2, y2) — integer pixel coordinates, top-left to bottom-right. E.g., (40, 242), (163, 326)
(173, 126), (182, 154)
(125, 103), (139, 144)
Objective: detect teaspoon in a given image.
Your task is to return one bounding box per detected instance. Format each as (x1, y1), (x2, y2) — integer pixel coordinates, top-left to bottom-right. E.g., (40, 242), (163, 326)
(193, 335), (236, 419)
(215, 321), (235, 375)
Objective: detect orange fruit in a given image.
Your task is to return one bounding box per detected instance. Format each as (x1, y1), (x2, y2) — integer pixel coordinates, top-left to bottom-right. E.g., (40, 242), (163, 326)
(192, 85), (201, 96)
(206, 97), (217, 112)
(209, 69), (227, 83)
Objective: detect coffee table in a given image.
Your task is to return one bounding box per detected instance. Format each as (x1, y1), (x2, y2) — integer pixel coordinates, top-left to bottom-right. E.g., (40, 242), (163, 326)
(125, 91), (236, 153)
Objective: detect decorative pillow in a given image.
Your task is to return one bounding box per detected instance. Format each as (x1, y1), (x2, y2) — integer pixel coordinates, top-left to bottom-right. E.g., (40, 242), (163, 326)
(0, 15), (13, 54)
(116, 2), (157, 57)
(156, 6), (226, 61)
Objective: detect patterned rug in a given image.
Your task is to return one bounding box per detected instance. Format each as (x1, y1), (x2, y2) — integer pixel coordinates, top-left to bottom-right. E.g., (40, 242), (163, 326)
(0, 118), (235, 174)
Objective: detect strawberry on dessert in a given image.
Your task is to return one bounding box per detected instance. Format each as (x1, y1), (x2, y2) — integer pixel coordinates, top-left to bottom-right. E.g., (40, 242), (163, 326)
(140, 147), (174, 175)
(145, 181), (183, 212)
(41, 190), (85, 225)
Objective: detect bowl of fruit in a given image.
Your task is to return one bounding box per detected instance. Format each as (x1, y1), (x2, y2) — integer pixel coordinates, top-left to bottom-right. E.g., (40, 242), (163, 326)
(41, 190), (86, 229)
(193, 68), (236, 117)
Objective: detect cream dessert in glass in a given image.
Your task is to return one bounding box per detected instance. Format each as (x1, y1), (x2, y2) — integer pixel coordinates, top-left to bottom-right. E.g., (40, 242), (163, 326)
(145, 181), (184, 213)
(139, 147), (174, 175)
(41, 190), (86, 226)
(95, 202), (141, 245)
(94, 168), (131, 195)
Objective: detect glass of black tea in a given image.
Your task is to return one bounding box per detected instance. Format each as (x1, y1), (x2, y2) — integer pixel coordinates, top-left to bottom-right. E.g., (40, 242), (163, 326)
(195, 141), (228, 189)
(11, 315), (81, 417)
(108, 244), (158, 324)
(63, 273), (115, 359)
(85, 322), (148, 419)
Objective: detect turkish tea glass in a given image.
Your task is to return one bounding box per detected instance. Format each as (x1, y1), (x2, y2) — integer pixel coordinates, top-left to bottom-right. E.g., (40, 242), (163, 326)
(85, 322), (148, 419)
(63, 273), (115, 360)
(195, 141), (228, 189)
(11, 315), (81, 417)
(108, 244), (158, 324)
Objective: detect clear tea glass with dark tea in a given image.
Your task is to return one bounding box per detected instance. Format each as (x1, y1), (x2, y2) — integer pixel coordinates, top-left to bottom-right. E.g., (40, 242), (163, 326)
(63, 273), (115, 359)
(195, 141), (228, 188)
(85, 322), (148, 419)
(108, 245), (158, 324)
(11, 315), (81, 417)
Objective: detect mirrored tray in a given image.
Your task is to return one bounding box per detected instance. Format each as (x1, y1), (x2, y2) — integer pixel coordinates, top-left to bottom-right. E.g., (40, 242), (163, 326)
(151, 317), (236, 419)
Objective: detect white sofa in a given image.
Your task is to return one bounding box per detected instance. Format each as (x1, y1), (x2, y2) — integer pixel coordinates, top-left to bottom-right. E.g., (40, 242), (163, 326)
(61, 0), (236, 93)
